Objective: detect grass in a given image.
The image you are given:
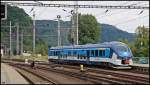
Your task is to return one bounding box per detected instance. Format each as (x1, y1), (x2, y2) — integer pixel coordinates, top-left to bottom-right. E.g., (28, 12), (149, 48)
(10, 55), (48, 62)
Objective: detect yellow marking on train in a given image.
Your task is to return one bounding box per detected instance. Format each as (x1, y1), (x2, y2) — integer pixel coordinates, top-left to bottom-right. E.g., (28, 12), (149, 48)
(99, 48), (105, 50)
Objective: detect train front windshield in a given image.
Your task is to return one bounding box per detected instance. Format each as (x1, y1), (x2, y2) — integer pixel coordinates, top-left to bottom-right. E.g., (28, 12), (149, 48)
(114, 45), (132, 58)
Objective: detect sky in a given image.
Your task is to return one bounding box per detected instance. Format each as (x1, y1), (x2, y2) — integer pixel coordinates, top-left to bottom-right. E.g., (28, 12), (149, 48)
(3, 1), (149, 33)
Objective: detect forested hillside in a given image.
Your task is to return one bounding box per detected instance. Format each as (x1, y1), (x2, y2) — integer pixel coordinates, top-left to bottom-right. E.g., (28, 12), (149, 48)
(1, 5), (33, 54)
(1, 5), (136, 55)
(35, 20), (136, 45)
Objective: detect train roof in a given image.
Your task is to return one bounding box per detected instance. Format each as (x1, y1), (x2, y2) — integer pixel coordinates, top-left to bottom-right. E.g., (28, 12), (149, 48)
(50, 41), (127, 50)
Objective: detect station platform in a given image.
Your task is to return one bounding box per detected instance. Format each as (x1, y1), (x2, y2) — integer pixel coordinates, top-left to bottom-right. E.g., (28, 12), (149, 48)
(1, 63), (29, 84)
(131, 63), (149, 67)
(129, 63), (149, 73)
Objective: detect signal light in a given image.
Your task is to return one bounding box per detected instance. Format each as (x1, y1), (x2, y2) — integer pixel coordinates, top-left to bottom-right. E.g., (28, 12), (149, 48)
(1, 3), (7, 20)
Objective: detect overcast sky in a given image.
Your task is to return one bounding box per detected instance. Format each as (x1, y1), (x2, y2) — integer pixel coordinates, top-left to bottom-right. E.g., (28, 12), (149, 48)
(3, 1), (149, 33)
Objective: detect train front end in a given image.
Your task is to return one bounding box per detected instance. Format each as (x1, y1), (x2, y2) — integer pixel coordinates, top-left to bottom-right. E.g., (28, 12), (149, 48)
(111, 42), (133, 69)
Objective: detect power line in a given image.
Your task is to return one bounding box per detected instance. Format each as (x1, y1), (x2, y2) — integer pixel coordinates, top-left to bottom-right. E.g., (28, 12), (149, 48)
(95, 1), (148, 19)
(94, 1), (130, 17)
(3, 2), (149, 9)
(114, 15), (149, 26)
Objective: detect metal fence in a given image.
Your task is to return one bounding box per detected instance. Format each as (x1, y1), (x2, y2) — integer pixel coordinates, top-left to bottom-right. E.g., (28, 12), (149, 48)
(132, 57), (149, 64)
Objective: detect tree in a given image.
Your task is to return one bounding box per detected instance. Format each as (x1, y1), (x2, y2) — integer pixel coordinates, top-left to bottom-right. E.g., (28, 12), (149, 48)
(135, 26), (149, 57)
(35, 39), (48, 56)
(1, 5), (33, 54)
(68, 14), (100, 45)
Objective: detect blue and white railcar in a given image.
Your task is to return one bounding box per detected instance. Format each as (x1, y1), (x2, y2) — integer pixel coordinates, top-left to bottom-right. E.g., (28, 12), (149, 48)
(48, 41), (133, 69)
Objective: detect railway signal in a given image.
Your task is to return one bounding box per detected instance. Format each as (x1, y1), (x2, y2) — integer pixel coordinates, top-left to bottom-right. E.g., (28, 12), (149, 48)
(1, 3), (7, 20)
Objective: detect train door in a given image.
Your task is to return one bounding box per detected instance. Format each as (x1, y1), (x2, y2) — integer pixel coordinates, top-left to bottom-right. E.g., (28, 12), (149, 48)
(105, 48), (110, 58)
(87, 50), (90, 60)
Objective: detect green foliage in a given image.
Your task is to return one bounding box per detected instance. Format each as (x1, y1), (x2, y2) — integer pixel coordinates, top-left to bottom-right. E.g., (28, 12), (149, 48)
(134, 26), (149, 57)
(2, 5), (138, 57)
(79, 14), (100, 44)
(120, 26), (149, 57)
(35, 20), (135, 45)
(68, 14), (100, 45)
(1, 5), (48, 56)
(1, 5), (33, 53)
(35, 39), (48, 56)
(100, 24), (135, 43)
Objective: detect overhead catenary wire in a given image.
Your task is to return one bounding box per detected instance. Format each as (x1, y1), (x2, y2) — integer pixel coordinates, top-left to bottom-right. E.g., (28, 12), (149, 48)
(94, 1), (130, 17)
(114, 15), (149, 26)
(95, 1), (148, 19)
(2, 1), (149, 9)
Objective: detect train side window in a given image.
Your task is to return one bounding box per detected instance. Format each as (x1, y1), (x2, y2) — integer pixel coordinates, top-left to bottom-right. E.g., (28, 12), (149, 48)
(84, 56), (86, 59)
(58, 51), (59, 55)
(87, 50), (90, 56)
(77, 55), (79, 59)
(74, 50), (77, 55)
(49, 51), (51, 56)
(103, 50), (105, 56)
(52, 51), (53, 56)
(55, 51), (57, 56)
(50, 51), (52, 56)
(99, 50), (102, 56)
(57, 51), (58, 56)
(51, 51), (53, 56)
(54, 51), (56, 56)
(53, 51), (55, 56)
(53, 51), (54, 56)
(68, 51), (71, 56)
(91, 50), (95, 56)
(56, 51), (57, 56)
(95, 50), (98, 56)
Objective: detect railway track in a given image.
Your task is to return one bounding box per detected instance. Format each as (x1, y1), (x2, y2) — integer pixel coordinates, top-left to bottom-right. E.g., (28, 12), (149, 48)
(9, 64), (58, 84)
(2, 59), (149, 84)
(3, 58), (148, 74)
(8, 63), (112, 84)
(5, 62), (94, 84)
(37, 63), (149, 84)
